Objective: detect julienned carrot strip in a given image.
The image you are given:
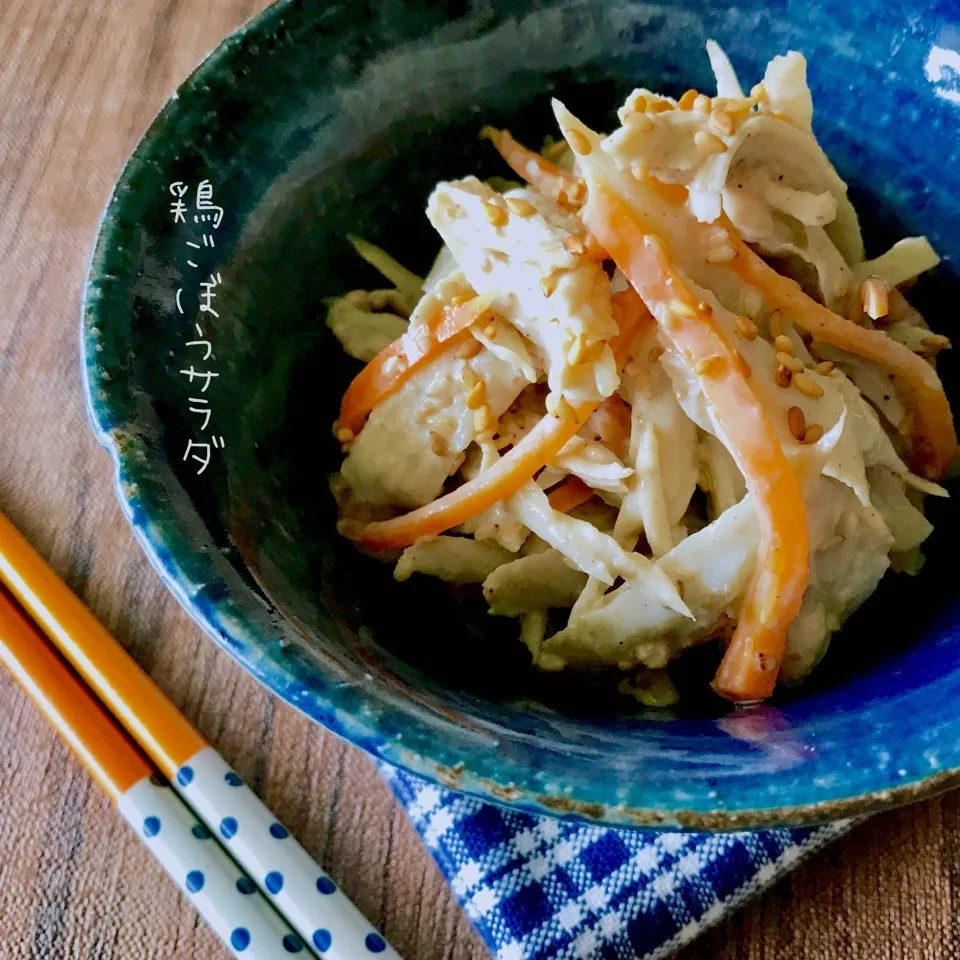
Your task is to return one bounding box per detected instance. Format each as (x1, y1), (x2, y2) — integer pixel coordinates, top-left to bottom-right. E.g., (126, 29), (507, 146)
(337, 296), (494, 435)
(348, 402), (598, 550)
(725, 225), (958, 480)
(348, 292), (649, 552)
(480, 127), (583, 205)
(546, 476), (595, 513)
(583, 184), (808, 703)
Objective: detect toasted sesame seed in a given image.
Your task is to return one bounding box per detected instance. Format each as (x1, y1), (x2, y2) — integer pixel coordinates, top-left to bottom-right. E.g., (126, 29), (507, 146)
(480, 257), (494, 273)
(768, 310), (785, 340)
(750, 82), (767, 102)
(668, 298), (698, 319)
(429, 431), (447, 456)
(695, 355), (725, 376)
(506, 197), (536, 217)
(649, 344), (665, 363)
(460, 365), (479, 387)
(567, 129), (592, 155)
(568, 333), (588, 366)
(483, 323), (497, 339)
(335, 426), (355, 444)
(557, 396), (578, 422)
(473, 404), (497, 434)
(483, 200), (508, 227)
(708, 108), (734, 137)
(787, 406), (806, 442)
(801, 423), (824, 445)
(705, 245), (737, 264)
(714, 96), (754, 118)
(776, 352), (803, 373)
(647, 99), (674, 113)
(456, 337), (482, 360)
(793, 371), (825, 398)
(546, 392), (577, 422)
(450, 292), (475, 307)
(815, 360), (834, 376)
(563, 234), (587, 256)
(697, 301), (713, 316)
(628, 113), (655, 134)
(774, 335), (794, 355)
(693, 94), (711, 113)
(733, 349), (751, 378)
(677, 89), (699, 110)
(694, 130), (728, 154)
(465, 381), (486, 409)
(630, 93), (648, 113)
(540, 272), (560, 297)
(861, 277), (890, 320)
(775, 364), (792, 388)
(735, 315), (758, 340)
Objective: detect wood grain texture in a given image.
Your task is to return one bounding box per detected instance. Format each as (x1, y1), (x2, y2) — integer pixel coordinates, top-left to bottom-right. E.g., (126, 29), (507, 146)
(0, 1), (956, 958)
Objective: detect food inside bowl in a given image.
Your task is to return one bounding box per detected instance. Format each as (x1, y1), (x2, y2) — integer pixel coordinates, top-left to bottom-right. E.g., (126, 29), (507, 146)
(326, 42), (956, 706)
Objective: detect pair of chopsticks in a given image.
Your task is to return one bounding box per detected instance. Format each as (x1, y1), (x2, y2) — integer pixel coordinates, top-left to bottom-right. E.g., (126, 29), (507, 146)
(0, 509), (401, 960)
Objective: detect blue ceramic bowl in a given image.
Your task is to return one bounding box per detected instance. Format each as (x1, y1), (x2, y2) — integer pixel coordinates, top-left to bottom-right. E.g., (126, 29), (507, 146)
(82, 0), (960, 829)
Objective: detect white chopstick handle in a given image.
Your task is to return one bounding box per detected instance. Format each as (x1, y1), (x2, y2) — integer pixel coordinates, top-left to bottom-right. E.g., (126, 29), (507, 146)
(172, 748), (401, 960)
(119, 776), (309, 959)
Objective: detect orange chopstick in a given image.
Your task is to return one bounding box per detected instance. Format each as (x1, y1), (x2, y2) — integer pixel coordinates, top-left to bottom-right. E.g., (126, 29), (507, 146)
(0, 586), (150, 800)
(0, 510), (205, 776)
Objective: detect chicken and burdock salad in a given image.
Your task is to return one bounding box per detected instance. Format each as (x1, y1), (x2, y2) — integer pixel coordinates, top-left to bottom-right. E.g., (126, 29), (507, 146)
(326, 43), (956, 707)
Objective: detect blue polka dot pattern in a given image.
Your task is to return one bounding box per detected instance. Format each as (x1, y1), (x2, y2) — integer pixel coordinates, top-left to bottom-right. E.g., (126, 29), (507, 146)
(224, 771), (243, 787)
(230, 928), (250, 951)
(185, 870), (205, 893)
(316, 876), (336, 895)
(365, 933), (387, 953)
(220, 816), (238, 839)
(236, 876), (256, 895)
(283, 934), (304, 953)
(269, 823), (289, 840)
(265, 871), (284, 895)
(142, 816), (161, 838)
(176, 765), (194, 787)
(312, 929), (332, 952)
(191, 823), (211, 840)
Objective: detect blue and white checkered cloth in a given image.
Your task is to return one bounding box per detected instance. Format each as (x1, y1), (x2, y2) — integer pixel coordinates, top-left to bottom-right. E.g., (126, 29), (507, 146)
(383, 765), (854, 959)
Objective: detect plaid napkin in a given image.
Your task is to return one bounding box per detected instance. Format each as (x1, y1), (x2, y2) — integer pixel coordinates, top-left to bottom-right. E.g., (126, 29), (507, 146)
(382, 765), (853, 959)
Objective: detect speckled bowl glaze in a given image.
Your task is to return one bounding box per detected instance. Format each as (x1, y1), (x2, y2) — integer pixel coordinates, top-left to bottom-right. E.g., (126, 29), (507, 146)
(83, 0), (960, 829)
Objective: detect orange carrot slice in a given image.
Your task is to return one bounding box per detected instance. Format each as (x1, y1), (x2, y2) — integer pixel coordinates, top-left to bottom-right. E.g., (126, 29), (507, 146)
(347, 292), (648, 552)
(347, 401), (598, 550)
(725, 226), (958, 479)
(583, 184), (809, 703)
(481, 127), (583, 205)
(337, 296), (493, 435)
(546, 476), (595, 513)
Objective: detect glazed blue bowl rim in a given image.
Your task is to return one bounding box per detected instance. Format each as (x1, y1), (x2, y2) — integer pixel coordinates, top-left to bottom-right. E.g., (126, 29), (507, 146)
(80, 0), (960, 831)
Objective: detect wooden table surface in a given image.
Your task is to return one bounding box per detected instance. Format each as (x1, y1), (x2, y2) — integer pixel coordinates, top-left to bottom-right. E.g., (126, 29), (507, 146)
(1, 1), (957, 957)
